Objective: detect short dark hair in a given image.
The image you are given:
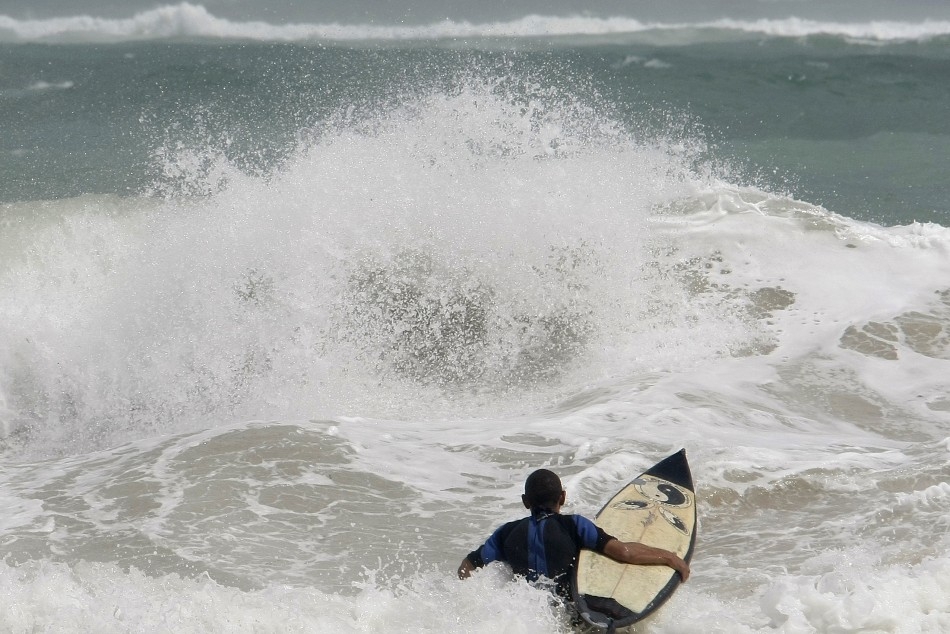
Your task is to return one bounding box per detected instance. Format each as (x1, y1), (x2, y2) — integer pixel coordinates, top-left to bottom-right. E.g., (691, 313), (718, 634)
(524, 469), (563, 508)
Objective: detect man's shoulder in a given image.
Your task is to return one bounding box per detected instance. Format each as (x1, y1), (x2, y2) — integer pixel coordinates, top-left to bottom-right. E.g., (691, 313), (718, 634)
(491, 515), (531, 537)
(559, 513), (595, 527)
(546, 513), (596, 536)
(559, 514), (611, 549)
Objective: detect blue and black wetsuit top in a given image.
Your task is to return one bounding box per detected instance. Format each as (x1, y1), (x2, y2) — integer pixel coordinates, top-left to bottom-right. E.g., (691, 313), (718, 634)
(466, 509), (615, 598)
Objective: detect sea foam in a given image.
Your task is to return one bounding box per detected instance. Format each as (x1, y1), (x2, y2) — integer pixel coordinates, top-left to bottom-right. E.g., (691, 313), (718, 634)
(2, 3), (950, 43)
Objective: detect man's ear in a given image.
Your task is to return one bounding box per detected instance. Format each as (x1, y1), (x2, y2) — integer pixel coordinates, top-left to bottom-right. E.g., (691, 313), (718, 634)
(558, 490), (566, 506)
(522, 494), (531, 509)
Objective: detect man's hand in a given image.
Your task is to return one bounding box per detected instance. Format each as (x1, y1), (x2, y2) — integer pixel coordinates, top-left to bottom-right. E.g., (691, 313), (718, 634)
(457, 557), (476, 580)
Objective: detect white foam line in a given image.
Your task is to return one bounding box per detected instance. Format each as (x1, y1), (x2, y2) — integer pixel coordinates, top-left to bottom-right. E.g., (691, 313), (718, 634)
(1, 3), (950, 43)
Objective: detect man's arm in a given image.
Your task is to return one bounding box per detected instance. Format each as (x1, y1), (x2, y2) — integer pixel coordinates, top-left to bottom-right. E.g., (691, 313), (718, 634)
(459, 520), (516, 580)
(601, 539), (690, 581)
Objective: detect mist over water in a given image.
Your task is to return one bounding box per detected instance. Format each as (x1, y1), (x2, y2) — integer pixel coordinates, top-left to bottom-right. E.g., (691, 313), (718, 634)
(1, 78), (762, 459)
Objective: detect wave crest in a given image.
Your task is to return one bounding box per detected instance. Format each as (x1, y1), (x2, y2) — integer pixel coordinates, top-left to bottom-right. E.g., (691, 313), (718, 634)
(2, 3), (950, 43)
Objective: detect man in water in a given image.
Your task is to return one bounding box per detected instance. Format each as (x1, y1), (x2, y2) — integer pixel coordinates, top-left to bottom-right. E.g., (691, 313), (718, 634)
(457, 468), (690, 598)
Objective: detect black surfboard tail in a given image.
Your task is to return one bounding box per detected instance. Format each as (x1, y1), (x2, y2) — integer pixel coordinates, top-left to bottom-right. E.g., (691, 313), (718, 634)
(645, 448), (694, 493)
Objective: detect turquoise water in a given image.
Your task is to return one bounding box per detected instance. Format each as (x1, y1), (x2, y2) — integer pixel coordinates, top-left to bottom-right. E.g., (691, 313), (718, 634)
(3, 34), (949, 224)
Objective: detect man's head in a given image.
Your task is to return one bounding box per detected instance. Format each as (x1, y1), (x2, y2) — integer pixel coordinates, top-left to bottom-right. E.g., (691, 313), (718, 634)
(522, 468), (566, 511)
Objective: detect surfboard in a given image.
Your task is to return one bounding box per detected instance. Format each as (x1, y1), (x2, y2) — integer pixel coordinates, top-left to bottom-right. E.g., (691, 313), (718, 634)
(573, 449), (696, 632)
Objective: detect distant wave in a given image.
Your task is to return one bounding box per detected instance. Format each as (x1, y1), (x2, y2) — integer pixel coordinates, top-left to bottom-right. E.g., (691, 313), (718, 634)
(2, 3), (950, 43)
(27, 80), (75, 91)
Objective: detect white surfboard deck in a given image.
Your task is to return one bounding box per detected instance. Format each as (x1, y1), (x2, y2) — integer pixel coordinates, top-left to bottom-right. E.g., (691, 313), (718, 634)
(573, 450), (696, 630)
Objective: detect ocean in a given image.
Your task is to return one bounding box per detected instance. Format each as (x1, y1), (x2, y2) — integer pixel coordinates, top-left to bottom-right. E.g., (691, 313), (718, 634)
(1, 2), (949, 632)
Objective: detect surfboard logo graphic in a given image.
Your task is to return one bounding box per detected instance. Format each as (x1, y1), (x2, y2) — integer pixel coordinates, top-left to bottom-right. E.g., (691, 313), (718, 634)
(611, 476), (692, 534)
(614, 500), (651, 510)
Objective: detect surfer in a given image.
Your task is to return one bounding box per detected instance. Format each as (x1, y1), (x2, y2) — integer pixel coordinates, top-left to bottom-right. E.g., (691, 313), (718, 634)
(457, 468), (690, 598)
